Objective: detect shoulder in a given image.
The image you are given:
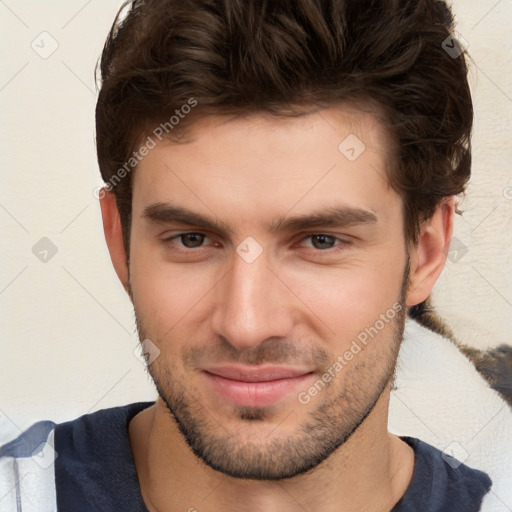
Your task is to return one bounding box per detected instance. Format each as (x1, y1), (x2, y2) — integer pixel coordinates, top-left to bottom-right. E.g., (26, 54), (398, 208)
(0, 402), (154, 512)
(54, 401), (154, 459)
(54, 401), (153, 512)
(0, 420), (58, 511)
(390, 318), (512, 510)
(394, 437), (492, 512)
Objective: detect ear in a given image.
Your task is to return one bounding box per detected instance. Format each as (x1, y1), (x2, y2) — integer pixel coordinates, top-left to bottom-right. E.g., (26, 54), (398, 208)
(406, 196), (455, 307)
(99, 189), (130, 295)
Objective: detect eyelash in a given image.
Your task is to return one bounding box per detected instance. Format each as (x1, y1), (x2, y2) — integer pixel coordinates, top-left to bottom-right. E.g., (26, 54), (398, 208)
(161, 232), (352, 255)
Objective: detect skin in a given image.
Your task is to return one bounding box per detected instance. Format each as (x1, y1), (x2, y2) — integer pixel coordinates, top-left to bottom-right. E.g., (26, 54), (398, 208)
(100, 106), (455, 511)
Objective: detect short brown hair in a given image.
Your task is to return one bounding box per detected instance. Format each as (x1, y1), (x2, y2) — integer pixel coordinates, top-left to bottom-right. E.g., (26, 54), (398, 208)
(95, 0), (472, 258)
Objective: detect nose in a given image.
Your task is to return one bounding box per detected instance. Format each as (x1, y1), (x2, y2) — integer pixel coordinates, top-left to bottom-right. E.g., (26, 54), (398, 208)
(211, 245), (295, 351)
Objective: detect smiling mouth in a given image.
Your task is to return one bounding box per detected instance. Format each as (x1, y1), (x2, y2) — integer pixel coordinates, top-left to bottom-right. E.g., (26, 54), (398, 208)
(201, 365), (316, 408)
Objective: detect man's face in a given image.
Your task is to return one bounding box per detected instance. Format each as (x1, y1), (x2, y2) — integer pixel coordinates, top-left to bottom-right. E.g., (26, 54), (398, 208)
(128, 107), (410, 480)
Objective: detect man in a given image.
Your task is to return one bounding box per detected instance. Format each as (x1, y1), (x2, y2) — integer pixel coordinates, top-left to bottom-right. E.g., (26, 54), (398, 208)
(1, 0), (505, 510)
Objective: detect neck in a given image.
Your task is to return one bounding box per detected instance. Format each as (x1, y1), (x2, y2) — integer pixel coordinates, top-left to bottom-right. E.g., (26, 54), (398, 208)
(129, 390), (415, 512)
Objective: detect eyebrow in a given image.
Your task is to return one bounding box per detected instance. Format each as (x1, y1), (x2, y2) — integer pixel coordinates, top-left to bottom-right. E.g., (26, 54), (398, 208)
(141, 202), (378, 234)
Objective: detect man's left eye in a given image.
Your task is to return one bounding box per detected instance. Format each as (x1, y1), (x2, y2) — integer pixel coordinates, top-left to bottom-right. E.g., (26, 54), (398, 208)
(298, 234), (351, 252)
(300, 234), (338, 250)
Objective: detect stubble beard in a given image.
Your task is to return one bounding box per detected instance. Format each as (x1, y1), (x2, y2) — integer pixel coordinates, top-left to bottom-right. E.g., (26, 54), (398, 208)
(132, 261), (409, 480)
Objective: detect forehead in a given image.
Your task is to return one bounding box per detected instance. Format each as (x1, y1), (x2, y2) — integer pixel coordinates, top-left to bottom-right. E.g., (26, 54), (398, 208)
(131, 106), (399, 231)
(162, 105), (392, 152)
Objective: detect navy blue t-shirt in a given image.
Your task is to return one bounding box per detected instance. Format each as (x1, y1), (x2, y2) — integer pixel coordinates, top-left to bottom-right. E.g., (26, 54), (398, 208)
(52, 402), (491, 511)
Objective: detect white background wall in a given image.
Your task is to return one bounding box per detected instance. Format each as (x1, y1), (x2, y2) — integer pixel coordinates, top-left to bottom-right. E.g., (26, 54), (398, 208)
(1, 0), (511, 436)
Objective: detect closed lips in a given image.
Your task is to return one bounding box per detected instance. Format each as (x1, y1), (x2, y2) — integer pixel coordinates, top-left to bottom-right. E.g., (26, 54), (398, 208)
(202, 366), (314, 382)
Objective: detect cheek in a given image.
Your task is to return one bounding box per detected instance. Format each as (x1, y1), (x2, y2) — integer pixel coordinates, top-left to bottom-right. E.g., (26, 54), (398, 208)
(130, 248), (218, 334)
(281, 257), (404, 341)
